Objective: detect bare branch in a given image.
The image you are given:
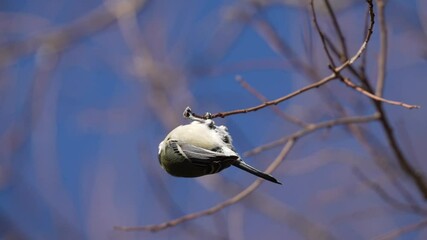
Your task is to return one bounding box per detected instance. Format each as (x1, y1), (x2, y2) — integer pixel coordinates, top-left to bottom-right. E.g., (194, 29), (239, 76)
(341, 78), (420, 109)
(374, 218), (427, 240)
(344, 0), (374, 67)
(316, 0), (427, 200)
(323, 0), (349, 60)
(114, 140), (295, 232)
(359, 9), (371, 76)
(245, 114), (379, 157)
(380, 109), (427, 199)
(0, 0), (148, 66)
(310, 0), (337, 67)
(376, 0), (388, 97)
(209, 74), (337, 119)
(204, 174), (338, 240)
(207, 0), (375, 120)
(353, 167), (427, 215)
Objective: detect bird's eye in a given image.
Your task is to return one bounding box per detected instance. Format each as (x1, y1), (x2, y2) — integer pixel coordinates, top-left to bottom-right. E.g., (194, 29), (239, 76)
(183, 107), (192, 118)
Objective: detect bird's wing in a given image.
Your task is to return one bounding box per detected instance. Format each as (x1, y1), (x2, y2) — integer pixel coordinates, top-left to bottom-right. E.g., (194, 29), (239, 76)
(168, 140), (238, 166)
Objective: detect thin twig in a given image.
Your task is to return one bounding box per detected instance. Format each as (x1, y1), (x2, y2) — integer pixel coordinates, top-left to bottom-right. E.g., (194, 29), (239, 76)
(324, 0), (349, 60)
(215, 0), (373, 124)
(318, 0), (427, 200)
(346, 0), (374, 67)
(336, 3), (421, 196)
(209, 4), (375, 120)
(341, 78), (420, 109)
(310, 0), (337, 67)
(359, 9), (371, 77)
(313, 0), (373, 86)
(209, 74), (337, 118)
(114, 140), (295, 232)
(245, 114), (379, 157)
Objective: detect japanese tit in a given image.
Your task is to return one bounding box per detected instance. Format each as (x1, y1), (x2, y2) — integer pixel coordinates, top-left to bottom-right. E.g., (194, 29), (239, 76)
(158, 107), (281, 184)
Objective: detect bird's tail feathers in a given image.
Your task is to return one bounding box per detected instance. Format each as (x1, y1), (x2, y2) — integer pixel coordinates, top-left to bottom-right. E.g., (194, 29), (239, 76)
(233, 160), (282, 185)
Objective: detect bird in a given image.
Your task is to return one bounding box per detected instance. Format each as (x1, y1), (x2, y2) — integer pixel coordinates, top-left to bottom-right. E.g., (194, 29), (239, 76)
(157, 107), (282, 184)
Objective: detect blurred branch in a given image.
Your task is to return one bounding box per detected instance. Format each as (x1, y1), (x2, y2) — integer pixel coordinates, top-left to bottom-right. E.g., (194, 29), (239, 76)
(309, 0), (426, 203)
(305, 2), (411, 207)
(235, 75), (309, 128)
(310, 0), (336, 67)
(251, 16), (318, 79)
(312, 0), (374, 85)
(375, 0), (387, 97)
(245, 114), (379, 157)
(114, 139), (295, 232)
(376, 107), (427, 200)
(209, 73), (336, 118)
(312, 0), (418, 110)
(323, 0), (349, 61)
(138, 146), (227, 239)
(0, 0), (148, 66)
(202, 174), (338, 240)
(208, 0), (374, 120)
(374, 218), (427, 240)
(358, 1), (427, 200)
(109, 0), (192, 128)
(353, 167), (427, 215)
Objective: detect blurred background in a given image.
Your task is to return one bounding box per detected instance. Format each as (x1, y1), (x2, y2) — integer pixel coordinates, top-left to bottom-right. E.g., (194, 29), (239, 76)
(1, 0), (427, 239)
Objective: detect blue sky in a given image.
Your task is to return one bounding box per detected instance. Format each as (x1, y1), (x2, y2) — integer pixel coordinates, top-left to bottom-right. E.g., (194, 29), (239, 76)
(1, 0), (427, 239)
